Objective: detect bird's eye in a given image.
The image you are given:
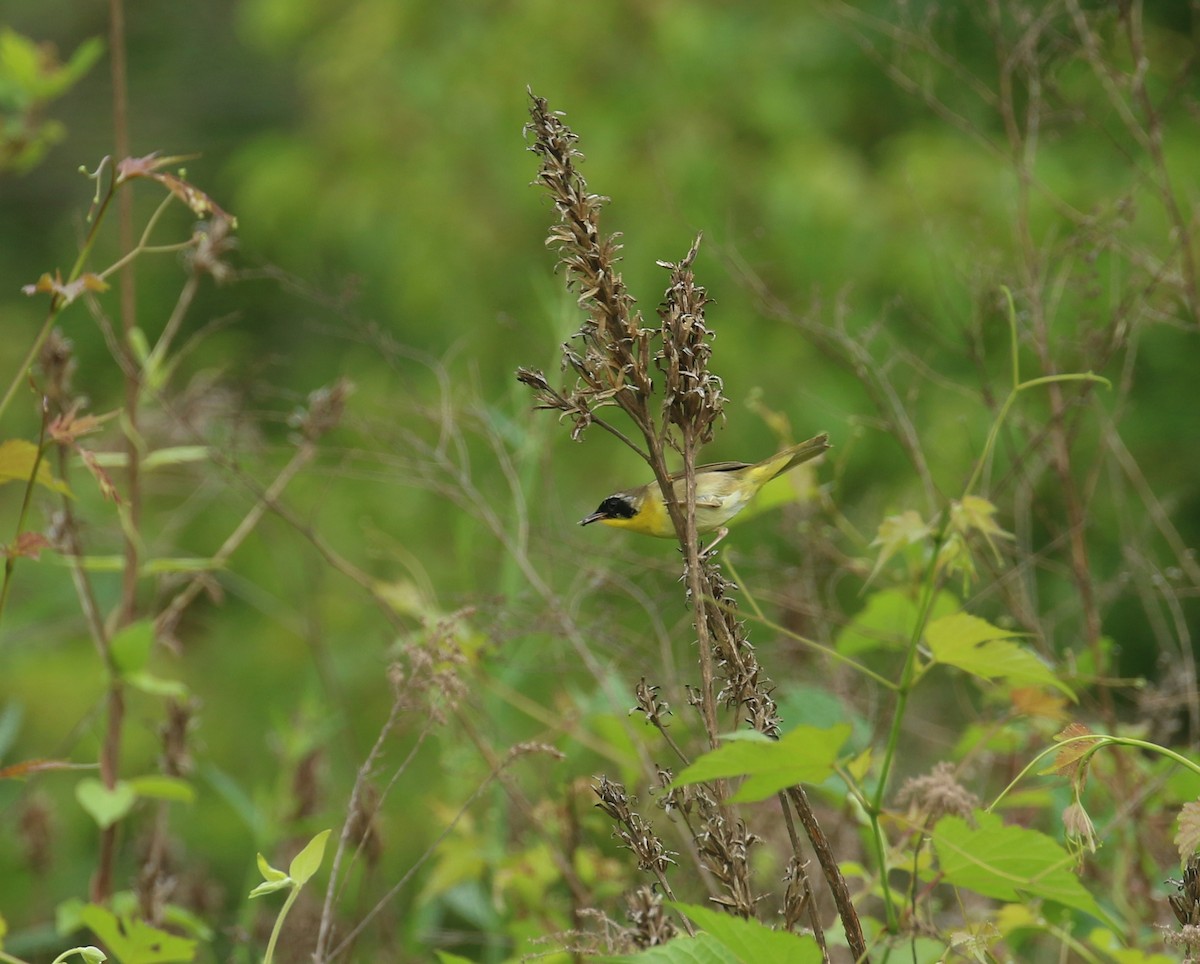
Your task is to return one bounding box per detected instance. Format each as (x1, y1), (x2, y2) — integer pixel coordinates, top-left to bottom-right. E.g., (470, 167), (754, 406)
(600, 496), (637, 519)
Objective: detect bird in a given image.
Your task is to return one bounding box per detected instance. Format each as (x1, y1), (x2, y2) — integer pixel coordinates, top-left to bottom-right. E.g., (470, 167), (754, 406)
(579, 433), (829, 541)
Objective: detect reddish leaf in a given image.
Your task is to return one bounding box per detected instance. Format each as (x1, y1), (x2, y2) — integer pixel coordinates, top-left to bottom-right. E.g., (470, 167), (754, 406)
(6, 531), (52, 559)
(48, 405), (115, 445)
(78, 448), (122, 503)
(114, 151), (188, 179)
(158, 171), (233, 221)
(1050, 722), (1100, 781)
(0, 758), (86, 779)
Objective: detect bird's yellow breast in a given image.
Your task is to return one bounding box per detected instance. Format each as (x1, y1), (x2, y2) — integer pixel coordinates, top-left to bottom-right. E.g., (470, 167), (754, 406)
(599, 470), (762, 537)
(597, 490), (676, 537)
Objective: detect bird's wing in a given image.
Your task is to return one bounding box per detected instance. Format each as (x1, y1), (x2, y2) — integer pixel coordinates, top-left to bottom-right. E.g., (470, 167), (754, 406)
(667, 460), (751, 481)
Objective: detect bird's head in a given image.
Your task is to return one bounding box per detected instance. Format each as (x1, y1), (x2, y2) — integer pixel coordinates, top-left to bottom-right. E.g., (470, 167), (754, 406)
(579, 491), (641, 528)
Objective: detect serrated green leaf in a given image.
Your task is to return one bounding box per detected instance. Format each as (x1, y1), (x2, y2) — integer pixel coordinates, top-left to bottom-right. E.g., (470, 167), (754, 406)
(669, 902), (822, 964)
(128, 775), (194, 804)
(836, 588), (957, 656)
(716, 729), (773, 745)
(925, 612), (1074, 698)
(934, 811), (1106, 922)
(596, 931), (739, 963)
(673, 725), (850, 803)
(80, 903), (195, 963)
(75, 778), (136, 829)
(289, 828), (332, 884)
(109, 620), (155, 675)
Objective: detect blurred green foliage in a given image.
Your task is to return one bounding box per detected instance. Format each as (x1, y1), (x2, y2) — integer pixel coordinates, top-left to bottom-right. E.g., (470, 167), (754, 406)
(1, 0), (1199, 960)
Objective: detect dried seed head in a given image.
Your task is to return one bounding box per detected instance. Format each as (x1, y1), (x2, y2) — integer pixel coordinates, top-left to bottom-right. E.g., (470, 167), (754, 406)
(896, 761), (980, 826)
(624, 884), (677, 947)
(186, 214), (238, 283)
(632, 678), (672, 729)
(290, 378), (355, 441)
(594, 776), (676, 874)
(656, 235), (724, 445)
(694, 811), (760, 917)
(1170, 854), (1200, 927)
(38, 328), (76, 405)
(782, 856), (814, 932)
(521, 92), (656, 438)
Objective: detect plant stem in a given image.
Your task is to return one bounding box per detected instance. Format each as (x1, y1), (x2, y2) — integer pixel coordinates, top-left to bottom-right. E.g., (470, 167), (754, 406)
(262, 885), (299, 964)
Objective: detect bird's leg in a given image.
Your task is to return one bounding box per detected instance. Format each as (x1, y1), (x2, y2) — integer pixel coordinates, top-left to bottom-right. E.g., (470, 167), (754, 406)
(701, 527), (730, 558)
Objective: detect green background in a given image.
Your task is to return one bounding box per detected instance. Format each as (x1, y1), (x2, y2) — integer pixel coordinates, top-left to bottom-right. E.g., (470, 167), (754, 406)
(1, 1), (1198, 960)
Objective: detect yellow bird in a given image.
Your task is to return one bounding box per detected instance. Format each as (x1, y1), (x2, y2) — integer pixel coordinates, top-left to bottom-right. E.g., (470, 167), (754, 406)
(579, 433), (830, 539)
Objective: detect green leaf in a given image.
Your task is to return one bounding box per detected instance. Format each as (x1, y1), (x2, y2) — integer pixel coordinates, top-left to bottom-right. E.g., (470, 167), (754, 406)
(0, 438), (72, 496)
(125, 671), (189, 699)
(249, 851), (291, 898)
(256, 852), (288, 882)
(670, 902), (822, 963)
(127, 326), (151, 366)
(75, 778), (136, 829)
(159, 902), (214, 942)
(49, 946), (109, 964)
(110, 620), (155, 675)
(836, 588), (957, 656)
(248, 878), (291, 898)
(128, 775), (195, 804)
(0, 29), (43, 92)
(925, 612), (1074, 698)
(434, 953), (477, 964)
(79, 904), (195, 963)
(53, 37), (104, 96)
(200, 762), (267, 840)
(289, 828), (332, 885)
(140, 557), (222, 575)
(1086, 927), (1175, 963)
(867, 509), (934, 582)
(933, 811), (1106, 922)
(56, 896), (86, 936)
(143, 446), (213, 470)
(673, 724), (851, 803)
(596, 931), (738, 963)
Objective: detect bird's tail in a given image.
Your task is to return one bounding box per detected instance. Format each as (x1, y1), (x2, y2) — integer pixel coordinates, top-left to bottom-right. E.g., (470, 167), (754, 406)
(777, 432), (831, 475)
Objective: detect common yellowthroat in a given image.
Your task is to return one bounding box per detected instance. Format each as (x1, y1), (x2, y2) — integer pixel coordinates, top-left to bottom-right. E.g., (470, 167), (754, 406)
(579, 433), (830, 538)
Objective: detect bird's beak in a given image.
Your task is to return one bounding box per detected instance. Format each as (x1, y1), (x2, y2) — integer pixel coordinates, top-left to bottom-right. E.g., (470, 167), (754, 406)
(579, 511), (606, 526)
